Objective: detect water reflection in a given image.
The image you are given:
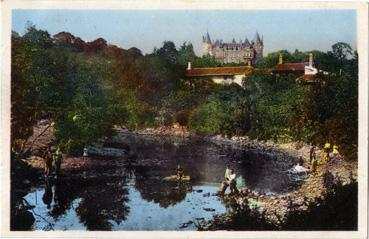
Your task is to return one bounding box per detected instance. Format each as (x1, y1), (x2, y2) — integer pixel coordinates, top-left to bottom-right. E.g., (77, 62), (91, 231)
(42, 179), (52, 209)
(22, 134), (300, 231)
(50, 178), (74, 218)
(134, 168), (192, 208)
(75, 179), (130, 230)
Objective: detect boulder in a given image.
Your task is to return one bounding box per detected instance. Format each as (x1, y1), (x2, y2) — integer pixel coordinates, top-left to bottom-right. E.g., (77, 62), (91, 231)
(87, 146), (127, 158)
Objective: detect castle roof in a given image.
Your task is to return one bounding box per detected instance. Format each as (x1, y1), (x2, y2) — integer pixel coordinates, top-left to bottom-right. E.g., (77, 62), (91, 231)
(244, 38), (251, 46)
(254, 32), (263, 45)
(203, 32), (212, 44)
(204, 32), (263, 49)
(186, 66), (253, 77)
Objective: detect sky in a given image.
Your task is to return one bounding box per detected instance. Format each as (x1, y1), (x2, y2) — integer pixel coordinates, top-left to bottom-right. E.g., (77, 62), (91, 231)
(12, 10), (356, 56)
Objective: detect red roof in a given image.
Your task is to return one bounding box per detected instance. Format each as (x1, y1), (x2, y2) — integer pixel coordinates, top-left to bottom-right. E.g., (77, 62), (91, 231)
(272, 62), (308, 73)
(296, 74), (317, 81)
(186, 66), (253, 77)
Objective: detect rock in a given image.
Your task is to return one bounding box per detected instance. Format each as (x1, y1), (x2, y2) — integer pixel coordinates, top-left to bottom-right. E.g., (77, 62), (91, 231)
(87, 146), (127, 158)
(202, 192), (211, 197)
(11, 209), (35, 230)
(179, 220), (193, 229)
(203, 207), (216, 212)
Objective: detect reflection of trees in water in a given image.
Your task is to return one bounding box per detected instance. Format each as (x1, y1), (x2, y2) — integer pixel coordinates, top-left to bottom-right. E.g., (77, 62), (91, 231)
(49, 178), (78, 218)
(35, 167), (134, 230)
(134, 166), (191, 208)
(130, 138), (228, 183)
(135, 177), (190, 208)
(75, 178), (130, 230)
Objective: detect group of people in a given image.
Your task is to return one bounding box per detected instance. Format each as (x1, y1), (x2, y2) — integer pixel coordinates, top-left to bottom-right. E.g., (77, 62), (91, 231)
(310, 143), (340, 171)
(291, 143), (340, 175)
(43, 146), (63, 177)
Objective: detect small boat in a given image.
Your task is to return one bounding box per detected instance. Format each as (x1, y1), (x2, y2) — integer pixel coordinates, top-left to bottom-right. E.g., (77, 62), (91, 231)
(163, 175), (191, 181)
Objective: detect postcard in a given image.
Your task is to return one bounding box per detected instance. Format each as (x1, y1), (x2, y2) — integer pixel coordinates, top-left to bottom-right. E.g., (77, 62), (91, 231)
(1, 1), (368, 238)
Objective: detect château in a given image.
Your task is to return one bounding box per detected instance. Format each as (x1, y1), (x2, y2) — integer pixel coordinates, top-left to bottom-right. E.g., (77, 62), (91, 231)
(202, 31), (264, 66)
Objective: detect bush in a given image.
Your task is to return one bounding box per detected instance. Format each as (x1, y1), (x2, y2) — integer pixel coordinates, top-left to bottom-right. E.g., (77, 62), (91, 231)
(189, 100), (225, 135)
(174, 109), (191, 126)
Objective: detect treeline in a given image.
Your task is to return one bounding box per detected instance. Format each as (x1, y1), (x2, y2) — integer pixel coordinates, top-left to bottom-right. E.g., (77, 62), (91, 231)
(11, 25), (358, 160)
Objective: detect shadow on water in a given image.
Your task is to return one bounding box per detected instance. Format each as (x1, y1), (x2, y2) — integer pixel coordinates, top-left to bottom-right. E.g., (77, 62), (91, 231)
(19, 133), (302, 231)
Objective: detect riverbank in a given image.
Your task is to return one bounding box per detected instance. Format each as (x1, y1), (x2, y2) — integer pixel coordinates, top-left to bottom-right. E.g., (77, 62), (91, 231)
(20, 124), (358, 230)
(131, 126), (358, 228)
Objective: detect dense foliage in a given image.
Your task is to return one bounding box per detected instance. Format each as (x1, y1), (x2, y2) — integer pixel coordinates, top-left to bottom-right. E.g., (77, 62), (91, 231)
(11, 25), (358, 160)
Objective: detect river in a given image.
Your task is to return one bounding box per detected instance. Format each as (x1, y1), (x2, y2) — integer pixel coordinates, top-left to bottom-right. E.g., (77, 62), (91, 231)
(22, 133), (302, 231)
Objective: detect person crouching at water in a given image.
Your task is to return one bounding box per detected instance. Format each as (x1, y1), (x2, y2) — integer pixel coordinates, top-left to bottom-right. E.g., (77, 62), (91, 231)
(219, 166), (239, 195)
(229, 169), (239, 194)
(224, 164), (231, 181)
(291, 160), (308, 174)
(176, 164), (184, 180)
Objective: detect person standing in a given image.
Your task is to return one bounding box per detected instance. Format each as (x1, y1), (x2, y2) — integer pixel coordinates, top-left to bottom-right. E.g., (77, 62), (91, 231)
(298, 156), (304, 166)
(82, 146), (89, 178)
(43, 146), (53, 177)
(323, 143), (331, 163)
(309, 145), (316, 163)
(331, 145), (340, 160)
(54, 146), (63, 177)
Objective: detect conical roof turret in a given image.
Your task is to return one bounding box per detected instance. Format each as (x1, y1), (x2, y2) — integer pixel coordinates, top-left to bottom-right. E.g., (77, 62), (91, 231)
(254, 31), (263, 45)
(204, 32), (212, 44)
(244, 37), (251, 46)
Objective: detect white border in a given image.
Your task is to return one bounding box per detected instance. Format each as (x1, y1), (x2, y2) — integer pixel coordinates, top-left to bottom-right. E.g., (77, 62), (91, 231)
(1, 1), (368, 239)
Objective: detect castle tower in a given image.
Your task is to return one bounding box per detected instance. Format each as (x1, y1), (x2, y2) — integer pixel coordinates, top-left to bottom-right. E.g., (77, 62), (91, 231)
(202, 32), (213, 56)
(253, 31), (264, 63)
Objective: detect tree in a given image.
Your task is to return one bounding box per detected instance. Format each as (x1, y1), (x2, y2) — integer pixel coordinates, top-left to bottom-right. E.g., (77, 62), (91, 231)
(332, 42), (353, 62)
(177, 42), (196, 67)
(23, 23), (53, 48)
(154, 41), (178, 64)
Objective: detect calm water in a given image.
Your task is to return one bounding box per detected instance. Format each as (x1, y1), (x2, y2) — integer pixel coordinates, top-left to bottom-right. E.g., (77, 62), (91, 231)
(23, 133), (300, 231)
